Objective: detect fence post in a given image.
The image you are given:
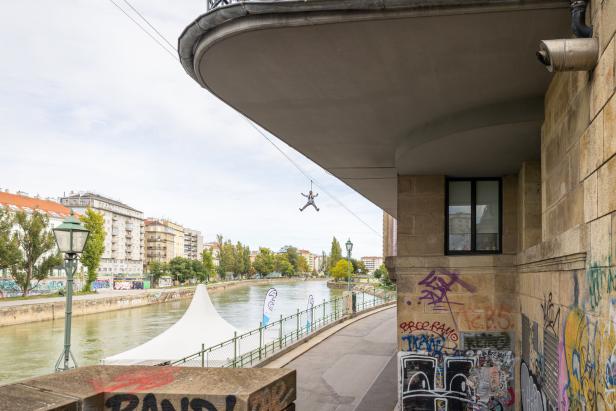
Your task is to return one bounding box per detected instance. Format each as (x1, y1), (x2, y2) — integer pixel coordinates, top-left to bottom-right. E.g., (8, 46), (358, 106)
(362, 291), (365, 310)
(259, 321), (263, 360)
(233, 331), (237, 368)
(311, 304), (314, 332)
(334, 298), (337, 320)
(201, 343), (205, 368)
(323, 299), (326, 326)
(279, 314), (284, 349)
(296, 308), (300, 339)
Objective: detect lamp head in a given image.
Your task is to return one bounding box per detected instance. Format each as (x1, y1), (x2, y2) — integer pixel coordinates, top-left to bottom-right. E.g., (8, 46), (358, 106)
(53, 211), (90, 255)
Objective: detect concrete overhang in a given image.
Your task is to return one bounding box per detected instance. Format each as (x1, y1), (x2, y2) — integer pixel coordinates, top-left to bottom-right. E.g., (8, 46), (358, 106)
(179, 0), (571, 218)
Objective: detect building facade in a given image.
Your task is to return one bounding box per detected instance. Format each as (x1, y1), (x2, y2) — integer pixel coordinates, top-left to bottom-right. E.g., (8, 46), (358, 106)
(61, 192), (144, 276)
(0, 191), (72, 280)
(183, 228), (203, 261)
(144, 218), (185, 267)
(360, 256), (383, 274)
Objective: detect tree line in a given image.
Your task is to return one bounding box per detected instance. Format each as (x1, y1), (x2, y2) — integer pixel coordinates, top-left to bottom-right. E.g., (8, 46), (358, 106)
(0, 207), (106, 296)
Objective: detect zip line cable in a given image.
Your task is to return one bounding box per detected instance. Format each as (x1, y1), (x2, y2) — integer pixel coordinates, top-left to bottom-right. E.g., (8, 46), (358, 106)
(121, 0), (178, 52)
(103, 1), (382, 238)
(105, 0), (178, 61)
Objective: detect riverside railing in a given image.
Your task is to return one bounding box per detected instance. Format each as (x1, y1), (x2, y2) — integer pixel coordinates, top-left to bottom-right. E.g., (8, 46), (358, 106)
(164, 288), (395, 368)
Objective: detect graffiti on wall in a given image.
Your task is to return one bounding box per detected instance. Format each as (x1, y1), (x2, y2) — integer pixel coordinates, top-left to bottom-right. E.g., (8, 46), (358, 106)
(0, 278), (84, 298)
(541, 292), (561, 336)
(416, 269), (477, 311)
(459, 303), (514, 331)
(399, 321), (459, 355)
(560, 303), (616, 410)
(586, 259), (616, 311)
(113, 280), (144, 290)
(399, 351), (514, 410)
(92, 279), (111, 290)
(462, 332), (512, 351)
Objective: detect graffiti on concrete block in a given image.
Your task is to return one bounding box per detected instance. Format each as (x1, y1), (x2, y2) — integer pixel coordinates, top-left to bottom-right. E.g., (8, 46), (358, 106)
(104, 393), (237, 411)
(399, 351), (514, 410)
(417, 269), (476, 311)
(401, 334), (446, 356)
(462, 332), (512, 351)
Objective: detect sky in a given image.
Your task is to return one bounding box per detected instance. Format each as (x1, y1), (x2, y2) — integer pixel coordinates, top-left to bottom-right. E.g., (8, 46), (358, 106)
(0, 1), (383, 258)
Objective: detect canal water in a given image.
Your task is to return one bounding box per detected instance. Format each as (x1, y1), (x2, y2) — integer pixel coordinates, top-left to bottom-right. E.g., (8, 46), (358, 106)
(0, 280), (341, 385)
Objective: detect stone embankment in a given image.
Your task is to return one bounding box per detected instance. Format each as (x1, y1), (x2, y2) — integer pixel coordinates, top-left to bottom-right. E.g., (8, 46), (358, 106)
(0, 278), (293, 327)
(327, 280), (392, 298)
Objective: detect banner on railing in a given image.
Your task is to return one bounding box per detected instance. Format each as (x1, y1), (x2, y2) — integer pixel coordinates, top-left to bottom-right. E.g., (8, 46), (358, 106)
(262, 287), (277, 326)
(306, 294), (314, 333)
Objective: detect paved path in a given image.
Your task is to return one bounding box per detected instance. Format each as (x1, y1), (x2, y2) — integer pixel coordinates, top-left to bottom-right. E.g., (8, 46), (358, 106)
(285, 306), (397, 411)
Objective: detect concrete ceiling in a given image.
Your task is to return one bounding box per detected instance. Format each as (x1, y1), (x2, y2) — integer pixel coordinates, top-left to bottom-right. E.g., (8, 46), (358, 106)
(182, 1), (571, 217)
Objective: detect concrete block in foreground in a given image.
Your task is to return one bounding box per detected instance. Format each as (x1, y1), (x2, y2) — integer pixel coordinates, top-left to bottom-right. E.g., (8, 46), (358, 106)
(0, 365), (296, 411)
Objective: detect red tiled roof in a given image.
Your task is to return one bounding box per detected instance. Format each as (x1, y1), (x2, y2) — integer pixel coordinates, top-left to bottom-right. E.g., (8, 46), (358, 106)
(0, 192), (71, 218)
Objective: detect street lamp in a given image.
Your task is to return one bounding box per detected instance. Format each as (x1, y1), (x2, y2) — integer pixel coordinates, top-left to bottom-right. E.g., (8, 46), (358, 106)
(345, 238), (353, 291)
(53, 212), (89, 372)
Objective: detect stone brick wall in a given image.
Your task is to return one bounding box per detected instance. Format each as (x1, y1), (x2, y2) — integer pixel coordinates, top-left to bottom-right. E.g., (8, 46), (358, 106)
(516, 1), (616, 409)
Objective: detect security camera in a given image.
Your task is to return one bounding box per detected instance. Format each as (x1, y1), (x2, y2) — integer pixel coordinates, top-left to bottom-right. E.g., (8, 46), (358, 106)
(536, 38), (598, 72)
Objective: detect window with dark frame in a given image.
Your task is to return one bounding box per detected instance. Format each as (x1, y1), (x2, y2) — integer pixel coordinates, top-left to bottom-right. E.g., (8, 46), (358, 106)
(446, 178), (502, 254)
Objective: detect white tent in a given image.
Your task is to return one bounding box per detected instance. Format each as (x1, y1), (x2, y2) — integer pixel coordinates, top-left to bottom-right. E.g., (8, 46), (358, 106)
(102, 284), (240, 365)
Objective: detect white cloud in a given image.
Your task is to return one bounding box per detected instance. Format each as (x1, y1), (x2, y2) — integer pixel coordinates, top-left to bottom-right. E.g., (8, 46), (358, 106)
(0, 0), (383, 258)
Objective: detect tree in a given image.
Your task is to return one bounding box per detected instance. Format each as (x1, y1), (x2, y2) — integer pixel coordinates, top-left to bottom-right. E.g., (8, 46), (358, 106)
(330, 259), (351, 281)
(11, 210), (63, 296)
(201, 249), (215, 282)
(350, 258), (367, 275)
(373, 264), (386, 279)
(169, 257), (193, 283)
(283, 246), (299, 271)
(297, 255), (309, 274)
(328, 237), (342, 273)
(253, 247), (275, 275)
(79, 208), (106, 292)
(191, 259), (206, 282)
(275, 253), (294, 276)
(0, 208), (19, 273)
(148, 261), (169, 286)
(243, 245), (251, 275)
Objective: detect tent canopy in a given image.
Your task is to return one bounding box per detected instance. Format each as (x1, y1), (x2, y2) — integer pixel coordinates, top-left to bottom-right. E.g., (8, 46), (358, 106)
(103, 284), (239, 365)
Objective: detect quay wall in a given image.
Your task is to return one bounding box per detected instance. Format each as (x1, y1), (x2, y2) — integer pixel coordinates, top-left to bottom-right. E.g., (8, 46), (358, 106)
(0, 278), (296, 327)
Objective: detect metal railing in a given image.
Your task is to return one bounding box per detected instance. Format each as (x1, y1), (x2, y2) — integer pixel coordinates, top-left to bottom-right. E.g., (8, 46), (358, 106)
(207, 0), (237, 11)
(164, 288), (395, 368)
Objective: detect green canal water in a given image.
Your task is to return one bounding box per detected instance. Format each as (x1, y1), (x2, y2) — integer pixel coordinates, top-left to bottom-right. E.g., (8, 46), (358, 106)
(0, 280), (341, 385)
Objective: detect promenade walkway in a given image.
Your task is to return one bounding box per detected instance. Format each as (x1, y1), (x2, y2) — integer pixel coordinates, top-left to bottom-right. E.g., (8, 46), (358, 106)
(269, 306), (397, 411)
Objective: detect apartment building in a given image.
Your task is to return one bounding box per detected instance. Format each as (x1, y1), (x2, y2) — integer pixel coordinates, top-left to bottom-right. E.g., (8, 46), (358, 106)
(61, 192), (144, 276)
(360, 256), (383, 274)
(144, 218), (185, 267)
(183, 228), (203, 261)
(0, 190), (72, 278)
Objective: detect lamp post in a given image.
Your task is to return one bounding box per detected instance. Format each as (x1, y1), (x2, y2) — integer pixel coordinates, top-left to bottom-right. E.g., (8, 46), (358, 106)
(345, 238), (353, 291)
(53, 212), (90, 372)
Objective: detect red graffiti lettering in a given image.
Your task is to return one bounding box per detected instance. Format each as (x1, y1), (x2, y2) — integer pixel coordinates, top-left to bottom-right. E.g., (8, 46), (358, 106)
(399, 321), (459, 341)
(90, 367), (177, 393)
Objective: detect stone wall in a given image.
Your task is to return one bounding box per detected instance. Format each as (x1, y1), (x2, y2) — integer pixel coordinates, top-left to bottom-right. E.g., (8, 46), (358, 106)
(394, 2), (616, 410)
(517, 1), (616, 409)
(395, 175), (518, 410)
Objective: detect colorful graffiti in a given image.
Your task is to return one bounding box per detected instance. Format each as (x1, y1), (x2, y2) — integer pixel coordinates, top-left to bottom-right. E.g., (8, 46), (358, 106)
(560, 303), (616, 410)
(113, 280), (144, 290)
(399, 351), (514, 410)
(0, 278), (85, 298)
(92, 279), (111, 290)
(399, 321), (459, 342)
(417, 269), (477, 311)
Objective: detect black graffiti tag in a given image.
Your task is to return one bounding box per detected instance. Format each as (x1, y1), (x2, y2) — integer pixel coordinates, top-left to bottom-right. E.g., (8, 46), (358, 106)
(105, 394), (237, 411)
